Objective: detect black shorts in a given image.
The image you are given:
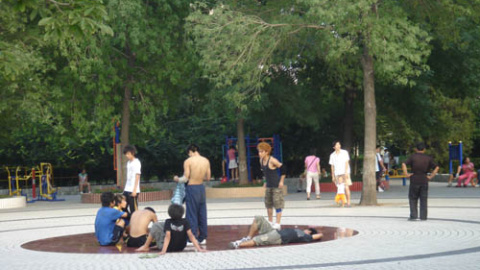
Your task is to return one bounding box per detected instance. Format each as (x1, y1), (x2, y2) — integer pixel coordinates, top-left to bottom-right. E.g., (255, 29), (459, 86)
(126, 234), (147, 247)
(108, 225), (124, 245)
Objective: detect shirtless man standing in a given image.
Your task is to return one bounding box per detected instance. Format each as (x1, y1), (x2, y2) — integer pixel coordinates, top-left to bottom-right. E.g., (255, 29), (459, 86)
(174, 144), (211, 244)
(126, 207), (157, 247)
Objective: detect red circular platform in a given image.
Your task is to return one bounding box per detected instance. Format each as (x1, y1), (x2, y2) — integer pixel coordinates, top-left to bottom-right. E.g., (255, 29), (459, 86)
(21, 225), (358, 254)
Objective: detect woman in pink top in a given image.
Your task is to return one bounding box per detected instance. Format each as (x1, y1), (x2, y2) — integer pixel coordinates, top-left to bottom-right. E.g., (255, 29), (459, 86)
(304, 148), (321, 200)
(456, 157), (476, 187)
(227, 146), (238, 181)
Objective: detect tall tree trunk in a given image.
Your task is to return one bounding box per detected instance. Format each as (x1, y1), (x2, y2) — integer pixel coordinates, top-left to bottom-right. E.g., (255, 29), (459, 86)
(343, 85), (356, 153)
(360, 44), (378, 205)
(237, 114), (249, 185)
(119, 43), (135, 188)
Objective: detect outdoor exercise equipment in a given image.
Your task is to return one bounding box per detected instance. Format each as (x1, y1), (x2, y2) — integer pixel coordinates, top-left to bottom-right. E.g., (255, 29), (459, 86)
(37, 163), (63, 201)
(223, 134), (283, 181)
(448, 141), (463, 174)
(4, 166), (37, 203)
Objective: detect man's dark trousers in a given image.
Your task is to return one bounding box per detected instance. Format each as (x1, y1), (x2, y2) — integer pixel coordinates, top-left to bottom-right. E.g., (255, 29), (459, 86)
(409, 184), (428, 220)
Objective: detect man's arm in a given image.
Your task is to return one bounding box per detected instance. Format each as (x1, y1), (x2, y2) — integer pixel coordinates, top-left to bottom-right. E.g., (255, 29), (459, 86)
(187, 229), (206, 252)
(402, 163), (410, 177)
(183, 159), (190, 180)
(132, 174), (140, 197)
(151, 212), (158, 223)
(273, 158), (285, 188)
(312, 233), (323, 241)
(331, 165), (335, 182)
(428, 166), (439, 180)
(158, 231), (171, 255)
(205, 160), (211, 181)
(345, 160), (350, 178)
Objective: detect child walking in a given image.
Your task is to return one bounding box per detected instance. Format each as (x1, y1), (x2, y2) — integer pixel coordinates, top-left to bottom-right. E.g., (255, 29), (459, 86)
(335, 177), (347, 207)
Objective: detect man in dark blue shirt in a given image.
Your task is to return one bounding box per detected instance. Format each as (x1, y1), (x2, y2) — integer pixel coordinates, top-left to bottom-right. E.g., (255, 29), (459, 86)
(95, 192), (127, 246)
(228, 216), (322, 249)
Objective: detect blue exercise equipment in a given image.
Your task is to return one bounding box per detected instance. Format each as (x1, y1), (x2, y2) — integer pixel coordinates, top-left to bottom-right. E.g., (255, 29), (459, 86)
(449, 141), (463, 174)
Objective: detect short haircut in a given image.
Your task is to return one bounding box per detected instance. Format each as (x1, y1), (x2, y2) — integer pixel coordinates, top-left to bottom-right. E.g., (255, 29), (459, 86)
(307, 228), (318, 235)
(101, 192), (115, 207)
(376, 145), (381, 149)
(415, 142), (426, 151)
(187, 144), (199, 153)
(310, 148), (317, 156)
(332, 140), (341, 148)
(168, 204), (184, 220)
(229, 145), (236, 150)
(257, 142), (272, 154)
(114, 194), (126, 206)
(145, 207), (156, 214)
(123, 145), (137, 155)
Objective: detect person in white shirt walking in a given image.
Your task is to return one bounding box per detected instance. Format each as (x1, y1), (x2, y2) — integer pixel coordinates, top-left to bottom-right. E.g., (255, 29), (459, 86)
(376, 146), (386, 192)
(329, 140), (352, 207)
(123, 145), (141, 216)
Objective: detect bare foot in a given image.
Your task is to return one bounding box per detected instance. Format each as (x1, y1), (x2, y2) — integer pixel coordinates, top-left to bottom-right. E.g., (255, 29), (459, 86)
(135, 245), (150, 252)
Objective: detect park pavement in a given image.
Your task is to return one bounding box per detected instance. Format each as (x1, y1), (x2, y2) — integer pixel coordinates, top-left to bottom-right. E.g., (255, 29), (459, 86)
(0, 179), (479, 270)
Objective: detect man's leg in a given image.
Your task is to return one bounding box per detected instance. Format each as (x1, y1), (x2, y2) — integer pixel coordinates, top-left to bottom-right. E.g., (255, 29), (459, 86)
(135, 234), (154, 252)
(273, 188), (284, 225)
(419, 184), (428, 220)
(185, 186), (199, 239)
(409, 185), (419, 219)
(265, 188), (274, 222)
(197, 186), (208, 242)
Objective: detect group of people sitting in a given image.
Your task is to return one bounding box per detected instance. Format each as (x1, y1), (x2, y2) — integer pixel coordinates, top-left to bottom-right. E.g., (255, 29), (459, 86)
(447, 157), (478, 187)
(94, 192), (323, 254)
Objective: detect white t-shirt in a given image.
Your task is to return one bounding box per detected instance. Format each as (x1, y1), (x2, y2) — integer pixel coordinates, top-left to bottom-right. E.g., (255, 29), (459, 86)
(337, 183), (345, 194)
(375, 153), (382, 172)
(329, 149), (350, 176)
(383, 151), (390, 164)
(125, 158), (141, 193)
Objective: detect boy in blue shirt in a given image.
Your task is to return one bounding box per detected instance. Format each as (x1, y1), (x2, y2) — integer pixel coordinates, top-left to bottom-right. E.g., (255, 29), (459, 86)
(95, 192), (128, 246)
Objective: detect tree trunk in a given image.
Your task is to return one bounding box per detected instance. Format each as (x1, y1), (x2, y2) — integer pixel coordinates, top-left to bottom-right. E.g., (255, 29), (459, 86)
(119, 43), (135, 188)
(237, 115), (249, 185)
(343, 85), (356, 153)
(360, 44), (378, 205)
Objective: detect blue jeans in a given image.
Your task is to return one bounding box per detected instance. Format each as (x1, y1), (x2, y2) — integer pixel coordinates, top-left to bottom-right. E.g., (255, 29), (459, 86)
(185, 185), (207, 242)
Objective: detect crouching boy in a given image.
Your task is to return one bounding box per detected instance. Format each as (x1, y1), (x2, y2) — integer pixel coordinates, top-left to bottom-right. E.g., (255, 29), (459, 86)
(94, 192), (128, 246)
(135, 204), (206, 254)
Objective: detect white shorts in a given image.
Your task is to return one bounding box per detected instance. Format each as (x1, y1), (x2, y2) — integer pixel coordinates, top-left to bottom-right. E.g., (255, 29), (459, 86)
(228, 160), (238, 169)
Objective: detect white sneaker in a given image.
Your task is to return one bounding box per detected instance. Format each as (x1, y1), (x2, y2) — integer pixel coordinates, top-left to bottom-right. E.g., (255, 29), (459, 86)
(239, 236), (251, 243)
(378, 187), (384, 192)
(272, 223), (281, 230)
(199, 239), (207, 245)
(228, 241), (240, 249)
(186, 242), (194, 247)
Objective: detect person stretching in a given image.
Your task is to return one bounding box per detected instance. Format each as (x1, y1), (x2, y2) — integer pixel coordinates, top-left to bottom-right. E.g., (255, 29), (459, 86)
(228, 216), (322, 249)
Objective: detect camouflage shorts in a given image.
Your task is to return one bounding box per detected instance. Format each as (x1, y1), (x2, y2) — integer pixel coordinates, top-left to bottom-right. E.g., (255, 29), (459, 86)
(252, 216), (282, 246)
(264, 188), (284, 209)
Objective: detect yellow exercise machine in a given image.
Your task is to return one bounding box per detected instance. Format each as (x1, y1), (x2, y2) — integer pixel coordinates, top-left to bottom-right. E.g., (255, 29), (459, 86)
(38, 163), (63, 201)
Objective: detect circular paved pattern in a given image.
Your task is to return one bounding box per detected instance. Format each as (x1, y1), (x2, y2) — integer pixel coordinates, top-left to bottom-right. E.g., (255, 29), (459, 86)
(21, 225), (359, 253)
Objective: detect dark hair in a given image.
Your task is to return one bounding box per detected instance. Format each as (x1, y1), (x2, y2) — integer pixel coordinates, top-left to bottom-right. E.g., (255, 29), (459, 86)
(145, 207), (156, 214)
(332, 140), (341, 148)
(187, 144), (199, 153)
(101, 192), (115, 207)
(376, 145), (381, 149)
(229, 145), (236, 150)
(168, 204), (184, 220)
(123, 145), (137, 155)
(463, 157), (470, 164)
(307, 228), (318, 235)
(310, 148), (317, 156)
(114, 194), (125, 206)
(415, 142), (426, 151)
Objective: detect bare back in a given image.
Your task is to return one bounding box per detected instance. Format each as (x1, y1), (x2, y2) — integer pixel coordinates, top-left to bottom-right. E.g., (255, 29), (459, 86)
(129, 209), (157, 237)
(185, 155), (211, 185)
